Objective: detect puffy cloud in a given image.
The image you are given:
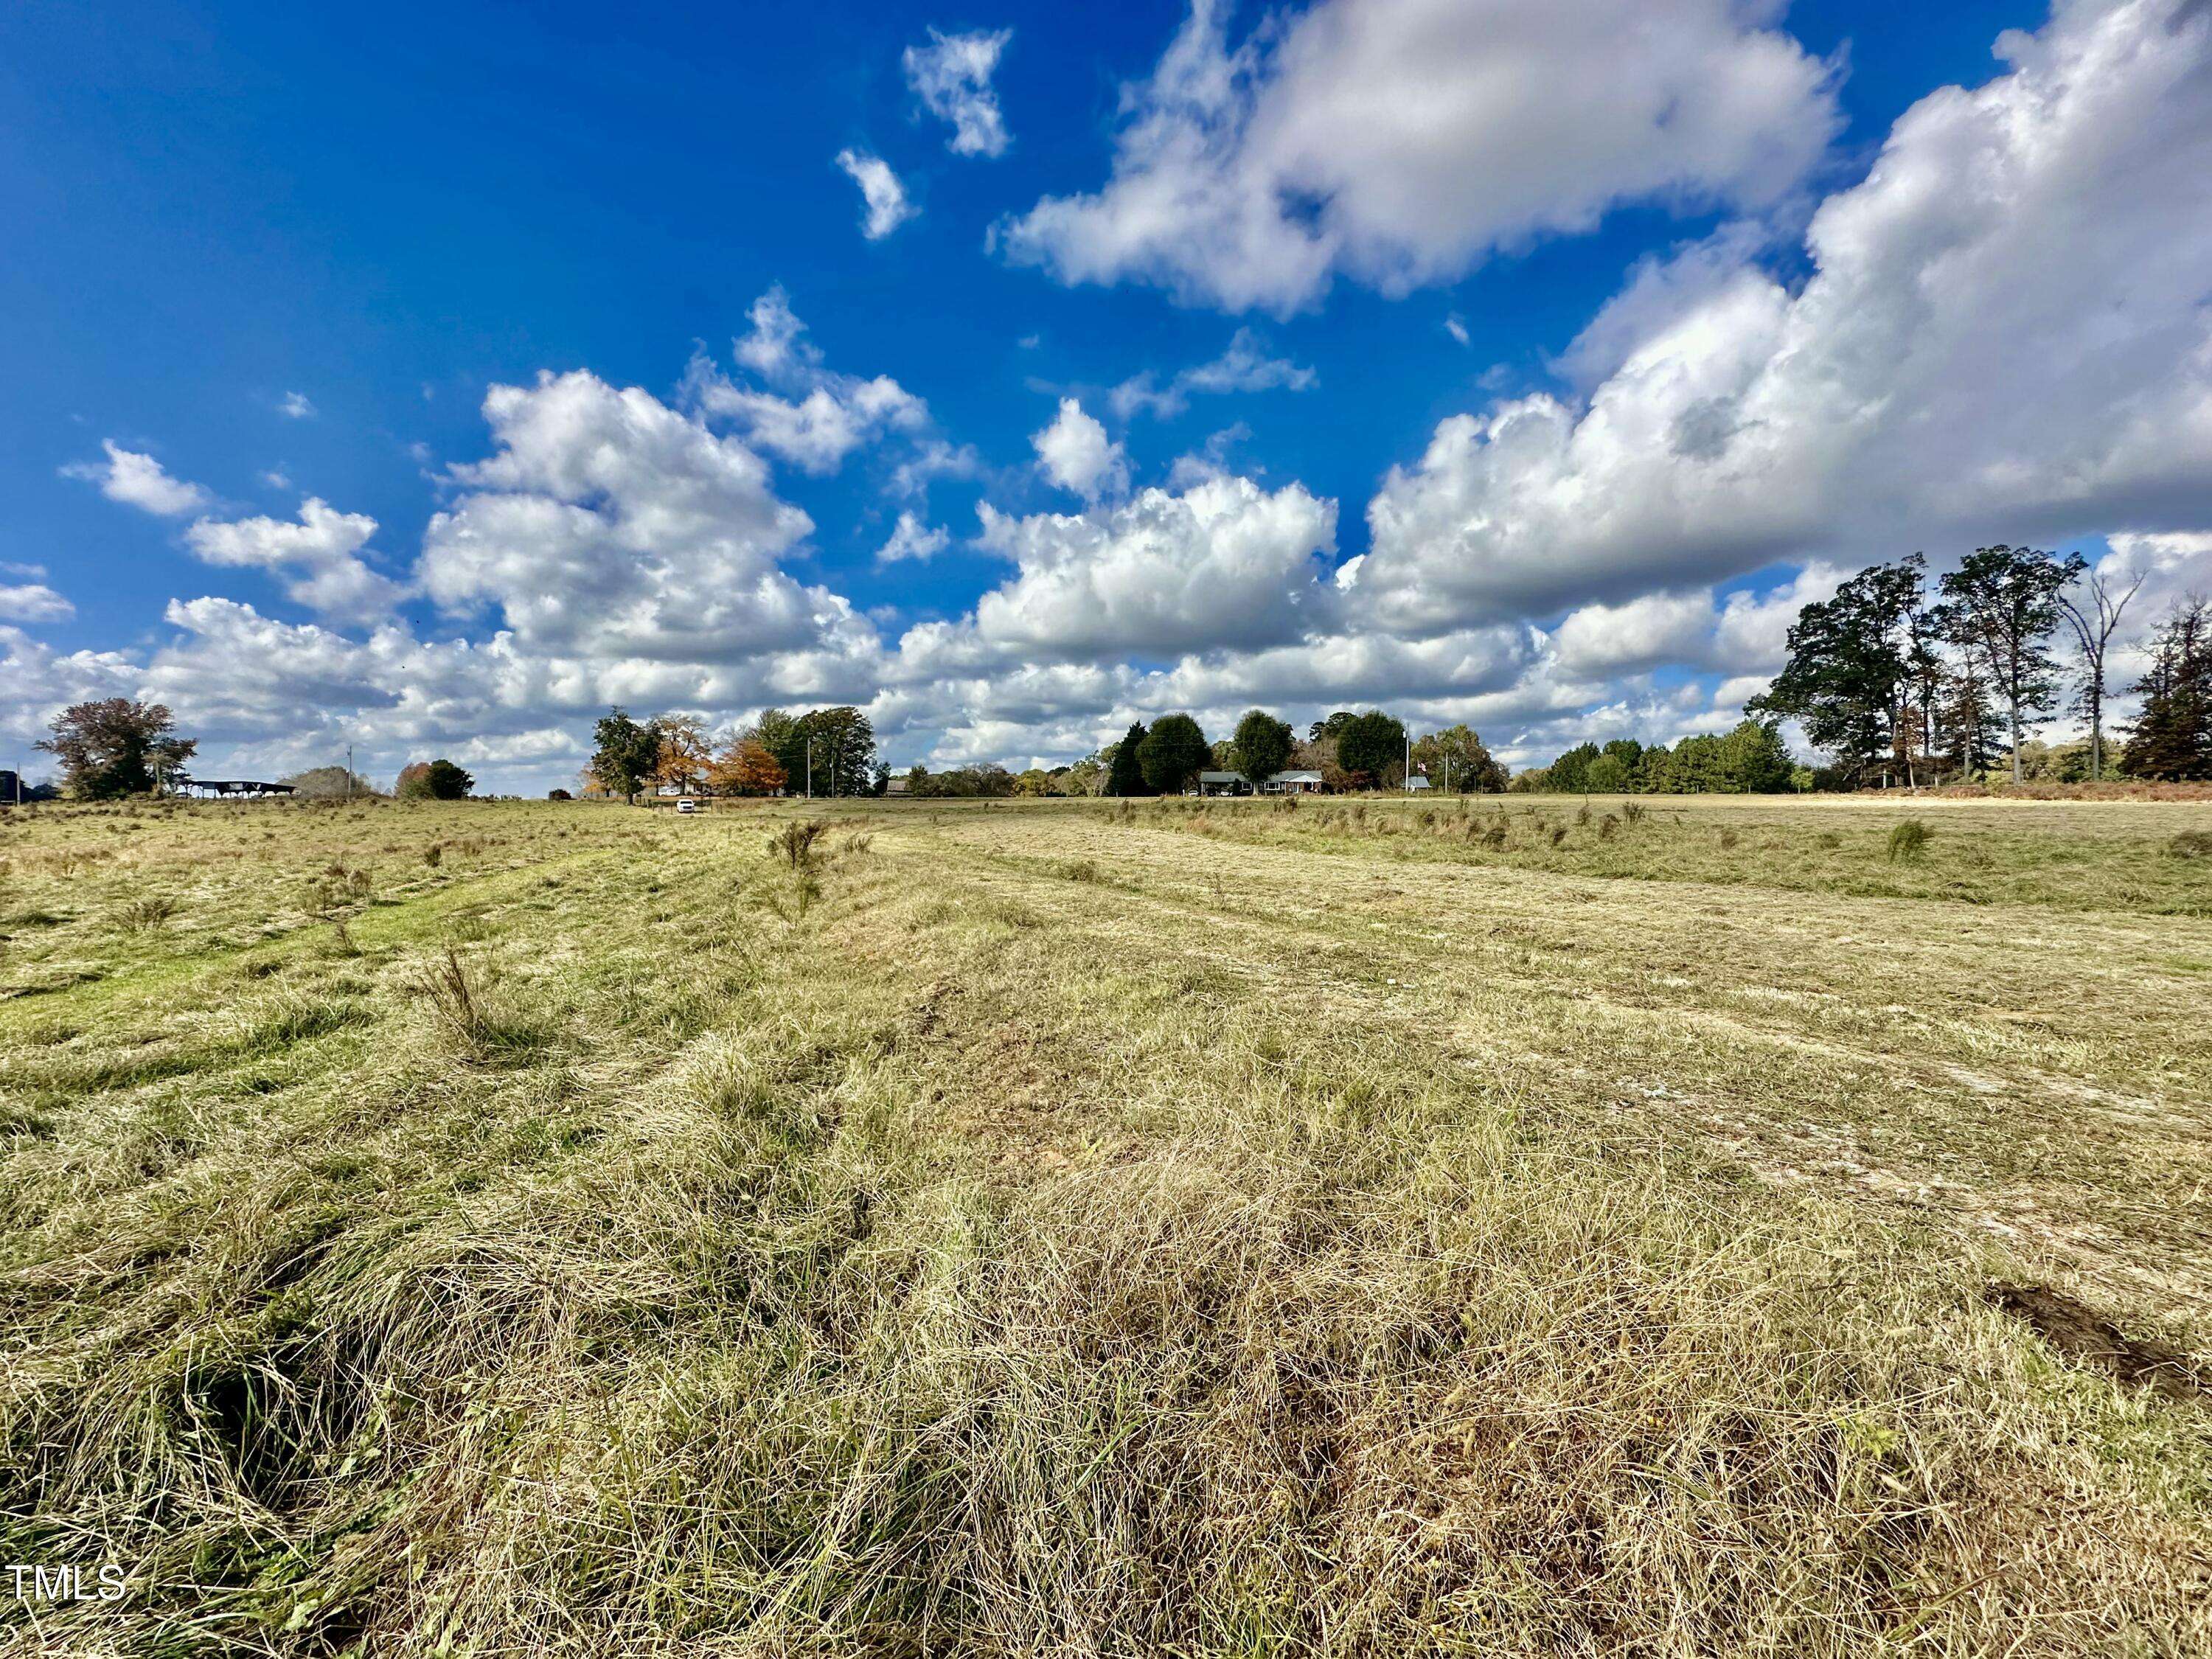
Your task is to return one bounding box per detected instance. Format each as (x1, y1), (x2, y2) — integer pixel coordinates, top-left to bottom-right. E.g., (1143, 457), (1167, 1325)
(733, 286), (813, 378)
(1357, 0), (2212, 630)
(688, 288), (932, 473)
(888, 437), (983, 498)
(0, 625), (142, 748)
(0, 583), (74, 623)
(418, 370), (869, 668)
(1549, 591), (1716, 676)
(695, 376), (926, 473)
(1031, 398), (1129, 501)
(999, 0), (1837, 312)
(183, 498), (407, 624)
(62, 440), (213, 516)
(1710, 563), (1847, 671)
(279, 391), (316, 420)
(1109, 327), (1315, 419)
(899, 473), (1335, 672)
(1543, 563), (1846, 678)
(46, 3), (2212, 787)
(835, 148), (917, 239)
(877, 510), (950, 564)
(904, 27), (1013, 157)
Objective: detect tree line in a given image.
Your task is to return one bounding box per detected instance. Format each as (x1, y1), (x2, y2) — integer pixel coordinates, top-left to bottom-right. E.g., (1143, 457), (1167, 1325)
(1745, 546), (2206, 785)
(906, 710), (1512, 797)
(17, 552), (2207, 804)
(1516, 722), (1798, 795)
(585, 705), (883, 802)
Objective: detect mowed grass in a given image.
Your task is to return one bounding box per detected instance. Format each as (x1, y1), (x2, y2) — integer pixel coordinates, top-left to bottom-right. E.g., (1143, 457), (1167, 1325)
(1, 793), (2208, 1655)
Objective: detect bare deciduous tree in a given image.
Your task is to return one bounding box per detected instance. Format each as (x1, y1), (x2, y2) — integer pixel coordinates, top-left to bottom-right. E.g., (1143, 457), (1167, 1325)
(2056, 566), (2145, 782)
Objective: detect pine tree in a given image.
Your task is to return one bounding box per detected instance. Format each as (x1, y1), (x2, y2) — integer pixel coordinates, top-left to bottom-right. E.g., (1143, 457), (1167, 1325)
(1936, 546), (2084, 783)
(1750, 557), (1925, 785)
(2121, 598), (2212, 780)
(1105, 723), (1151, 796)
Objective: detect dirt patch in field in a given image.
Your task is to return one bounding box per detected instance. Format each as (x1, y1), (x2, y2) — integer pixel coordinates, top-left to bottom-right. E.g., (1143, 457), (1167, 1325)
(1986, 1283), (2208, 1402)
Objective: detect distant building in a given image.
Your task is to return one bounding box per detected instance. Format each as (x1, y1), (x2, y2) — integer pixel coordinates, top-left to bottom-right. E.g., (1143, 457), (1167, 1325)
(174, 776), (296, 798)
(1196, 769), (1326, 796)
(1404, 775), (1431, 791)
(0, 769), (20, 803)
(885, 775), (911, 796)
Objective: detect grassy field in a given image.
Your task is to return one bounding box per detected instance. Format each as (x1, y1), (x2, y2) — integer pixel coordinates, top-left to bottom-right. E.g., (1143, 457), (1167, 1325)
(3, 792), (2209, 1655)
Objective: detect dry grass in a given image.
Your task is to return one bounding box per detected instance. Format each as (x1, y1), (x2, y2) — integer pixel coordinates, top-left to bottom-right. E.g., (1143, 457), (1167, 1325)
(1, 793), (2208, 1654)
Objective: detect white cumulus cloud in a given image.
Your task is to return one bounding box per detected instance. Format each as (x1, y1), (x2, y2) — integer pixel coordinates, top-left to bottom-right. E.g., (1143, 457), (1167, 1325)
(836, 148), (918, 239)
(877, 511), (950, 564)
(184, 498), (407, 625)
(900, 473), (1335, 672)
(418, 369), (855, 667)
(1357, 0), (2212, 632)
(63, 440), (214, 517)
(999, 0), (1838, 312)
(0, 584), (74, 624)
(1031, 398), (1130, 501)
(904, 27), (1013, 157)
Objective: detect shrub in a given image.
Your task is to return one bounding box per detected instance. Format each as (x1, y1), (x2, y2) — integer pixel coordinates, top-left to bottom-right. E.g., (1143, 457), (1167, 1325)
(769, 820), (829, 870)
(1888, 820), (1934, 863)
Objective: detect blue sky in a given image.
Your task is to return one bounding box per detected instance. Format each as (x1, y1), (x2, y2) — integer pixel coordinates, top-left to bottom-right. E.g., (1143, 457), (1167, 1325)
(7, 0), (2211, 790)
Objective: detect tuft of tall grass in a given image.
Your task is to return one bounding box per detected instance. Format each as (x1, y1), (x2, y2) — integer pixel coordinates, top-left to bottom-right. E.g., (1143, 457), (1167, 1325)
(1888, 818), (1934, 862)
(114, 894), (178, 932)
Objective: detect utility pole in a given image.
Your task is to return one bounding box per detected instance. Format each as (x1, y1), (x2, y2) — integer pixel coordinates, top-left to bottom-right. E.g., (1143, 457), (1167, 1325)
(345, 742), (354, 802)
(806, 737), (813, 800)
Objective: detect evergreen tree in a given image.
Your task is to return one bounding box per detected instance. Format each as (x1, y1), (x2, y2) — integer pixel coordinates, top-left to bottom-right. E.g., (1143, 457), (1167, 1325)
(1106, 723), (1151, 796)
(1230, 709), (1294, 787)
(1936, 546), (2085, 783)
(1751, 557), (1925, 785)
(1547, 742), (1601, 793)
(1138, 714), (1210, 795)
(2120, 598), (2212, 779)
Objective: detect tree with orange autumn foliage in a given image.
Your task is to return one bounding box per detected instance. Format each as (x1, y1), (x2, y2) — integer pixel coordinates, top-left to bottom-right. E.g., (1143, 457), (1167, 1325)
(706, 737), (787, 796)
